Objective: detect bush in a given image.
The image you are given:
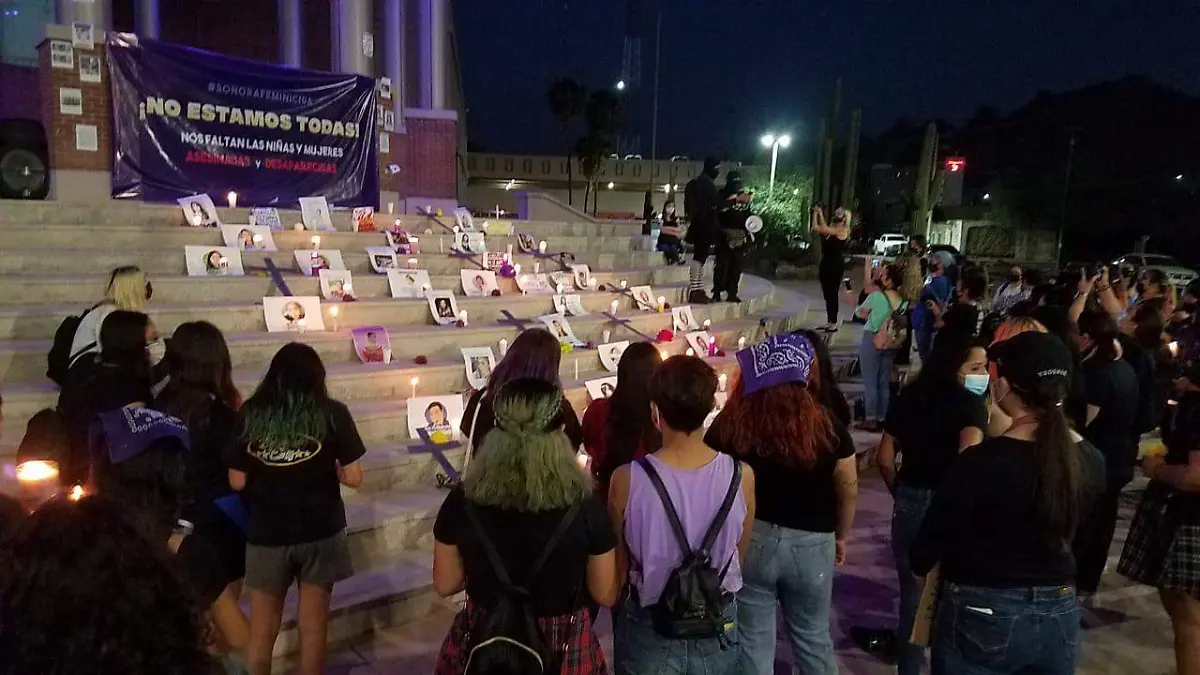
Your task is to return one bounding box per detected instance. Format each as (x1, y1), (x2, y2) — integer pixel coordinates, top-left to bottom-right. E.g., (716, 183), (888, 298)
(745, 171), (816, 267)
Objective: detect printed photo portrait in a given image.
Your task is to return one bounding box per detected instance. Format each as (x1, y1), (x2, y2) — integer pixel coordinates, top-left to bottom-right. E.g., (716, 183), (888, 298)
(631, 285), (656, 311)
(352, 207), (376, 232)
(461, 346), (496, 390)
(686, 330), (714, 356)
(406, 394), (466, 445)
(387, 268), (432, 299)
(184, 245), (244, 277)
(552, 294), (588, 317)
(481, 252), (507, 271)
(571, 264), (592, 289)
(516, 273), (552, 294)
(460, 270), (499, 297)
(365, 246), (398, 273)
(318, 269), (357, 301)
(298, 196), (336, 232)
(385, 229), (421, 254)
(516, 233), (537, 254)
(427, 290), (460, 325)
(294, 249), (347, 277)
(250, 207), (283, 231)
(672, 305), (700, 333)
(178, 194), (221, 227)
(352, 325), (391, 364)
(453, 207), (476, 232)
(550, 271), (575, 292)
(538, 313), (578, 345)
(585, 377), (619, 401)
(262, 296), (326, 332)
(454, 231), (487, 254)
(599, 341), (630, 373)
(221, 224), (278, 252)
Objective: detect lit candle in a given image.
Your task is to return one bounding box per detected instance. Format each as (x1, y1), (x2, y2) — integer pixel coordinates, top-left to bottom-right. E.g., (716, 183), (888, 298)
(329, 304), (339, 331)
(534, 262), (541, 274)
(458, 309), (469, 326)
(343, 281), (355, 298)
(394, 218), (402, 228)
(659, 348), (669, 360)
(657, 296), (666, 312)
(15, 460), (59, 484)
(576, 450), (591, 470)
(310, 235), (321, 249)
(513, 263), (522, 275)
(439, 237), (444, 253)
(538, 240), (547, 254)
(407, 258), (419, 268)
(1169, 341), (1180, 356)
(226, 191), (238, 208)
(252, 233), (264, 246)
(738, 336), (747, 350)
(507, 244), (513, 258)
(499, 338), (509, 356)
(387, 202), (395, 214)
(296, 317), (307, 333)
(610, 299), (619, 314)
(68, 484), (85, 501)
(556, 283), (564, 295)
(718, 373), (728, 392)
(574, 359), (579, 380)
(453, 225), (461, 234)
(620, 280), (628, 290)
(702, 318), (712, 330)
(686, 347), (695, 357)
(708, 335), (717, 355)
(410, 376), (419, 398)
(602, 329), (611, 343)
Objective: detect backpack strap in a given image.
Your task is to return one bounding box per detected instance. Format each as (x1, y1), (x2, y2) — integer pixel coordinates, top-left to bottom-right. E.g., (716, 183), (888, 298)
(637, 457), (694, 559)
(66, 303), (105, 365)
(463, 497), (583, 592)
(698, 458), (743, 560)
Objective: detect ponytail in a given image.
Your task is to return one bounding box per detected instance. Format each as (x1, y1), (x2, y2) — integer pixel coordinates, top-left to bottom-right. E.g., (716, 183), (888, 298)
(1027, 387), (1085, 550)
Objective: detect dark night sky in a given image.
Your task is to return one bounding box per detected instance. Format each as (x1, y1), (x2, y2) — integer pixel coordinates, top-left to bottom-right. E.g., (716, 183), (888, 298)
(457, 0), (1200, 162)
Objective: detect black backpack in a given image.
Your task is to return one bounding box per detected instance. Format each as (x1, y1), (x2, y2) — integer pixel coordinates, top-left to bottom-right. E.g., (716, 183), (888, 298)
(638, 456), (742, 640)
(46, 304), (100, 386)
(462, 499), (582, 675)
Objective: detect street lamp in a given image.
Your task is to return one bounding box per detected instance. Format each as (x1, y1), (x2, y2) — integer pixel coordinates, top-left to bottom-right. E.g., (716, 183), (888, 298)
(760, 133), (792, 197)
(615, 79), (626, 91)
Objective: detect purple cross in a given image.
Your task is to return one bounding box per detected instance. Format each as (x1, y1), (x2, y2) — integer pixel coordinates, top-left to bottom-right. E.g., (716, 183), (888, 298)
(532, 250), (573, 272)
(408, 428), (463, 485)
(498, 309), (533, 331)
(449, 250), (487, 270)
(601, 311), (655, 342)
(261, 258), (294, 296)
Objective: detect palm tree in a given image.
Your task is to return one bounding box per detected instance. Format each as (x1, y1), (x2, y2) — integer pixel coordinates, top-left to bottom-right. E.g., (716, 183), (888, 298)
(576, 90), (621, 214)
(546, 78), (586, 205)
(574, 133), (611, 215)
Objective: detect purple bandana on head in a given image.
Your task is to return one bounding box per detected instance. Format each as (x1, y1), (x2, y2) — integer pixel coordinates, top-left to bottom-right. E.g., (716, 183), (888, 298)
(89, 406), (190, 465)
(736, 334), (816, 396)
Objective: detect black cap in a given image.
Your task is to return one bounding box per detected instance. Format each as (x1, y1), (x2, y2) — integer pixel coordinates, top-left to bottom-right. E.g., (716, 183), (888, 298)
(990, 332), (1073, 395)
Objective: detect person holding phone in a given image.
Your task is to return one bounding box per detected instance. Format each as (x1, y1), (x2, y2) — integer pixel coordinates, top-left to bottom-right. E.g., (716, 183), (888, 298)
(812, 206), (850, 332)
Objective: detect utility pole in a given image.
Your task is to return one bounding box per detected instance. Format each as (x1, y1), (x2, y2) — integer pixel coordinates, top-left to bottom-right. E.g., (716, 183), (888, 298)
(642, 10), (661, 235)
(1055, 130), (1078, 270)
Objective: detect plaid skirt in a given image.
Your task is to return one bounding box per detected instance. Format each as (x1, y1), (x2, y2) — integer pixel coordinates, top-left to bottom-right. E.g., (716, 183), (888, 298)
(434, 601), (606, 675)
(1118, 482), (1200, 599)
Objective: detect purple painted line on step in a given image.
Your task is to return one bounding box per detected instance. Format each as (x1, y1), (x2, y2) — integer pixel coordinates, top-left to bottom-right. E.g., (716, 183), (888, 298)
(602, 311), (654, 342)
(498, 309), (533, 331)
(261, 258), (293, 296)
(409, 429), (461, 484)
(449, 250), (486, 270)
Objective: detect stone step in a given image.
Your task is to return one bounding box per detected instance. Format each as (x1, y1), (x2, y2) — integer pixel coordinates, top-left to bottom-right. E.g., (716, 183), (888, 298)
(0, 200), (644, 238)
(0, 267), (685, 307)
(0, 223), (644, 255)
(0, 246), (659, 277)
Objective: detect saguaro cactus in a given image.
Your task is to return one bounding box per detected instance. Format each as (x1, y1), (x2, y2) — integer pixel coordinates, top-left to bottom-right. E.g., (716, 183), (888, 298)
(911, 121), (939, 236)
(840, 109), (861, 210)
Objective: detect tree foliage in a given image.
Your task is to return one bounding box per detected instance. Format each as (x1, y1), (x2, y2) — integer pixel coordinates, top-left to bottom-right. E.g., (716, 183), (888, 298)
(742, 171), (816, 260)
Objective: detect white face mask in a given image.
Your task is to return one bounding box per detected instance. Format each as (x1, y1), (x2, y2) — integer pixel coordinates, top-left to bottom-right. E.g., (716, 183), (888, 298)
(147, 338), (167, 367)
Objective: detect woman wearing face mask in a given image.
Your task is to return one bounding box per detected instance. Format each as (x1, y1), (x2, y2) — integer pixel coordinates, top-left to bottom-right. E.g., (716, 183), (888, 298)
(912, 332), (1104, 674)
(992, 265), (1031, 316)
(57, 310), (159, 484)
(656, 199), (684, 266)
(873, 336), (988, 675)
(850, 260), (906, 432)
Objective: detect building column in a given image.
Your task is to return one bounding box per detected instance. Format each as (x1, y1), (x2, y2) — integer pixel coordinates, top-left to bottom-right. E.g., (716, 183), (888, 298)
(56, 0), (113, 32)
(417, 0), (445, 109)
(331, 0), (374, 76)
(135, 0), (160, 39)
(278, 0), (302, 67)
(384, 0), (404, 119)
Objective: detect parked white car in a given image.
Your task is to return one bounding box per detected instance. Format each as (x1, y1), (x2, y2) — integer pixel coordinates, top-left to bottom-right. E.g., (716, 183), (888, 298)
(1112, 253), (1198, 287)
(873, 233), (909, 256)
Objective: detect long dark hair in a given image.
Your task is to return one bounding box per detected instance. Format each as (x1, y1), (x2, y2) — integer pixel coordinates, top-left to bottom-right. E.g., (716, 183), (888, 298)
(240, 343), (329, 448)
(99, 310), (151, 380)
(155, 321), (240, 429)
(911, 335), (982, 392)
(1007, 376), (1084, 548)
(793, 328), (851, 425)
(597, 342), (662, 485)
(1078, 309), (1121, 362)
(0, 497), (215, 675)
(486, 328), (562, 394)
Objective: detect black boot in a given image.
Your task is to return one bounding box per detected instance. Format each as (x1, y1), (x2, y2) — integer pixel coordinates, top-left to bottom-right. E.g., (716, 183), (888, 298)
(726, 294), (742, 303)
(711, 291), (723, 303)
(688, 290), (711, 304)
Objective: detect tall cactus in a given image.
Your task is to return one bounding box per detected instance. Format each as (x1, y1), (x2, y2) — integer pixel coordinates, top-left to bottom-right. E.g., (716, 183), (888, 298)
(911, 121), (939, 237)
(812, 123), (827, 210)
(820, 138), (834, 211)
(840, 109), (861, 209)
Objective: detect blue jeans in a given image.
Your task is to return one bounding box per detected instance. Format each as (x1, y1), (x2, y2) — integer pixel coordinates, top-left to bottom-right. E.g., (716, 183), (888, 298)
(614, 596), (738, 675)
(860, 331), (896, 422)
(891, 485), (935, 675)
(931, 584), (1080, 675)
(736, 521), (836, 675)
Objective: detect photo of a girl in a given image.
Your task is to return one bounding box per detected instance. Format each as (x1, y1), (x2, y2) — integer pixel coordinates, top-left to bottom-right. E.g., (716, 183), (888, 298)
(205, 250), (225, 275)
(424, 402), (452, 444)
(283, 301), (305, 328)
(238, 229), (256, 250)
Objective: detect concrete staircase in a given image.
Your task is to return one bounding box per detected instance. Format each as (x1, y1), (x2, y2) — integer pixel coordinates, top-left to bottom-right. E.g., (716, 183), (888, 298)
(0, 198), (816, 653)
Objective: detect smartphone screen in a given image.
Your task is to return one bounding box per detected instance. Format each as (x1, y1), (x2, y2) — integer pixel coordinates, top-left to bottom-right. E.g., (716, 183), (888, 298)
(871, 259), (881, 269)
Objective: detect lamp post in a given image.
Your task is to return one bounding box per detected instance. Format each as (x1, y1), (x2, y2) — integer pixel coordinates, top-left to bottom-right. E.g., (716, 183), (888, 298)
(760, 133), (792, 197)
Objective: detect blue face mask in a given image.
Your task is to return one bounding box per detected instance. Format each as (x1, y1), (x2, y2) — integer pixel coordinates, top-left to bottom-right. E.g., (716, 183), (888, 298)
(963, 372), (990, 396)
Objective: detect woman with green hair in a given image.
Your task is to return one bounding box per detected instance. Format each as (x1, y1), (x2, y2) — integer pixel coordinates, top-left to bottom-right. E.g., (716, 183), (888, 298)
(432, 377), (620, 674)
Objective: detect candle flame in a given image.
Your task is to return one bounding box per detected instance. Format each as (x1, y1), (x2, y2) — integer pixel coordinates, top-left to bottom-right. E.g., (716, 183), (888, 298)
(68, 484), (85, 501)
(15, 460), (59, 483)
(410, 376), (420, 386)
(686, 348), (695, 357)
(329, 305), (339, 317)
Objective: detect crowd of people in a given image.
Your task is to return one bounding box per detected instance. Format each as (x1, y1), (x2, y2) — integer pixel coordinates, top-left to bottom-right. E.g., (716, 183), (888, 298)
(2, 244), (1200, 675)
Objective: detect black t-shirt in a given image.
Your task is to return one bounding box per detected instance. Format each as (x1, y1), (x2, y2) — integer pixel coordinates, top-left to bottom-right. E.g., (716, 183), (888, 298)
(433, 487), (615, 616)
(462, 388), (584, 456)
(706, 417), (855, 533)
(224, 400), (367, 546)
(171, 399), (239, 506)
(939, 302), (982, 341)
(1081, 356), (1139, 484)
(1117, 334), (1159, 437)
(884, 382), (988, 490)
(1162, 392), (1200, 524)
(911, 436), (1105, 587)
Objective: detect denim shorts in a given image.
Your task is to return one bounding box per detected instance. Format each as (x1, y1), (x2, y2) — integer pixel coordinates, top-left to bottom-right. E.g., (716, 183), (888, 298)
(244, 530), (353, 594)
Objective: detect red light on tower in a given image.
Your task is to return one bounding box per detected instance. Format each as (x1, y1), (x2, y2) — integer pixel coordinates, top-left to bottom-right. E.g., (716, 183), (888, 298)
(944, 157), (967, 173)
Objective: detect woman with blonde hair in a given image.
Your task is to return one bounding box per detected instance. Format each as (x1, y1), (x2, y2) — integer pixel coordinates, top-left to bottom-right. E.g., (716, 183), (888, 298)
(432, 377), (619, 674)
(64, 266), (155, 378)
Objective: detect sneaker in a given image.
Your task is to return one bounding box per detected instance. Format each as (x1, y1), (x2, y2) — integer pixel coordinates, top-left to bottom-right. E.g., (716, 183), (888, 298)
(688, 290), (711, 304)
